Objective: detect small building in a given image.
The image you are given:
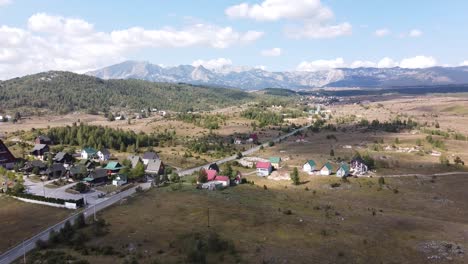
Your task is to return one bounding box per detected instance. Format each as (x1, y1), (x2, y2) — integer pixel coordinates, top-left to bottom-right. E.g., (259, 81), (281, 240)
(269, 157), (281, 169)
(127, 155), (143, 168)
(142, 152), (159, 165)
(81, 147), (97, 160)
(22, 160), (47, 173)
(112, 174), (128, 186)
(256, 161), (272, 177)
(53, 152), (73, 164)
(336, 164), (350, 178)
(79, 159), (95, 171)
(320, 162), (333, 176)
(248, 133), (258, 144)
(68, 164), (88, 179)
(0, 139), (16, 169)
(83, 168), (108, 185)
(103, 161), (124, 175)
(303, 160), (317, 174)
(31, 144), (49, 160)
(97, 149), (111, 161)
(35, 135), (52, 145)
(212, 175), (230, 187)
(145, 159), (164, 175)
(350, 157), (369, 176)
(46, 164), (67, 178)
(208, 163), (220, 173)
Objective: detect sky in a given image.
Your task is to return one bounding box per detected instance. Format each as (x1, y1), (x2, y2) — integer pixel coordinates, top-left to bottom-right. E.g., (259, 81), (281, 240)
(1, 0), (468, 79)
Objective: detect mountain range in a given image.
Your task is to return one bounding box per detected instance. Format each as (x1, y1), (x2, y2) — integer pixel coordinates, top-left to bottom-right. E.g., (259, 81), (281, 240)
(87, 61), (468, 90)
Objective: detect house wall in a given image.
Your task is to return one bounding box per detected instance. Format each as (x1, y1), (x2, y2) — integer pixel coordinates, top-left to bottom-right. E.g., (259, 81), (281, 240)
(320, 168), (331, 175)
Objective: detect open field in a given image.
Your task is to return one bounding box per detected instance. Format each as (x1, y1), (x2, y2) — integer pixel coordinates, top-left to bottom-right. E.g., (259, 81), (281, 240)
(0, 195), (70, 254)
(27, 174), (468, 263)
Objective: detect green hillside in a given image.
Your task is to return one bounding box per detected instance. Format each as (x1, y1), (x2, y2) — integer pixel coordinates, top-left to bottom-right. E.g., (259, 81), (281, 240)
(0, 71), (254, 114)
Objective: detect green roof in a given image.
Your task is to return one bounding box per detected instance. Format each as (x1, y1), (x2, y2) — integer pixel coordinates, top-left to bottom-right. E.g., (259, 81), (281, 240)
(322, 162), (333, 170)
(104, 161), (124, 170)
(83, 147), (97, 154)
(339, 164), (350, 173)
(269, 157), (281, 163)
(83, 177), (94, 182)
(306, 160), (316, 167)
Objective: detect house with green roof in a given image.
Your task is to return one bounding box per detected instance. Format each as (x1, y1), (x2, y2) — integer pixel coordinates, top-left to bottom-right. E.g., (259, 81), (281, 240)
(81, 147), (98, 159)
(336, 163), (350, 178)
(269, 157), (281, 169)
(302, 160), (317, 174)
(103, 161), (124, 174)
(320, 162), (333, 176)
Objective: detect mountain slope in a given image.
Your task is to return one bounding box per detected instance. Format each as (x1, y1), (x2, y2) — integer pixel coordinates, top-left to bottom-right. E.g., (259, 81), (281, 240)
(87, 61), (468, 90)
(0, 71), (254, 114)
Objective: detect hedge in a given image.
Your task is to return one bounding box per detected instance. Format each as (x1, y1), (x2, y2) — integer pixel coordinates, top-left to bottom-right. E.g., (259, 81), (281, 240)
(9, 191), (84, 207)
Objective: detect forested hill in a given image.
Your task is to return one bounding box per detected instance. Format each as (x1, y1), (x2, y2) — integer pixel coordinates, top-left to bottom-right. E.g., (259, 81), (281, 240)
(0, 71), (254, 114)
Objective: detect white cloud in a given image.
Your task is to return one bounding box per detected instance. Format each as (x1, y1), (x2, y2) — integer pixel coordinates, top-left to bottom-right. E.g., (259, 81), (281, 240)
(0, 13), (263, 79)
(0, 0), (12, 6)
(400, 55), (436, 68)
(350, 60), (377, 68)
(260, 47), (281, 57)
(374, 28), (390, 37)
(460, 61), (468, 66)
(409, 29), (423, 37)
(192, 58), (233, 70)
(254, 65), (266, 70)
(377, 57), (398, 68)
(226, 0), (351, 39)
(296, 58), (345, 71)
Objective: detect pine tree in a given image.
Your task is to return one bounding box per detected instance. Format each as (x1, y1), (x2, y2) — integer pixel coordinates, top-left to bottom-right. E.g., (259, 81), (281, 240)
(291, 167), (300, 185)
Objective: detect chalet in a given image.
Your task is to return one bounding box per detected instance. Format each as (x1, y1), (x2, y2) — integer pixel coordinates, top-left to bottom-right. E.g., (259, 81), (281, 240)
(31, 144), (49, 160)
(336, 164), (350, 178)
(269, 157), (281, 169)
(22, 160), (46, 173)
(53, 152), (73, 164)
(83, 168), (108, 185)
(302, 160), (317, 174)
(0, 139), (16, 169)
(103, 161), (124, 175)
(208, 163), (220, 173)
(256, 161), (272, 177)
(145, 159), (164, 175)
(81, 147), (97, 160)
(46, 164), (67, 178)
(350, 157), (369, 176)
(97, 149), (111, 161)
(112, 174), (128, 186)
(127, 155), (143, 168)
(320, 162), (333, 176)
(142, 152), (159, 165)
(35, 135), (52, 145)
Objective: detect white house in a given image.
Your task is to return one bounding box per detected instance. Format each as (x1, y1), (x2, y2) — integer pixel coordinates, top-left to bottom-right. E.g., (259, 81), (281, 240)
(336, 164), (350, 178)
(256, 161), (272, 177)
(320, 162), (333, 176)
(97, 149), (111, 161)
(112, 175), (128, 186)
(81, 147), (97, 160)
(303, 160), (317, 174)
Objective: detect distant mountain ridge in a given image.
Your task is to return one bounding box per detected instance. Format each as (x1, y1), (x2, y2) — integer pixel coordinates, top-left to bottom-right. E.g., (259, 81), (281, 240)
(87, 61), (468, 90)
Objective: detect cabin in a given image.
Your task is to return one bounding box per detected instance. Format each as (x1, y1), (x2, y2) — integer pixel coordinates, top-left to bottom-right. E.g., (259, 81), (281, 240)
(0, 139), (16, 169)
(127, 155), (143, 168)
(350, 157), (369, 175)
(97, 149), (111, 161)
(81, 147), (97, 160)
(142, 152), (159, 165)
(53, 152), (73, 164)
(256, 161), (272, 177)
(30, 144), (49, 160)
(303, 160), (317, 174)
(320, 162), (333, 176)
(35, 135), (52, 145)
(83, 168), (109, 185)
(336, 164), (350, 178)
(269, 157), (281, 169)
(103, 161), (124, 175)
(112, 174), (128, 186)
(46, 164), (67, 178)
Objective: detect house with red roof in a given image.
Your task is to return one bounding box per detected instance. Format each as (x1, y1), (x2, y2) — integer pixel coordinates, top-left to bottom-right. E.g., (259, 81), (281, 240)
(205, 169), (218, 181)
(212, 175), (230, 187)
(256, 161), (272, 177)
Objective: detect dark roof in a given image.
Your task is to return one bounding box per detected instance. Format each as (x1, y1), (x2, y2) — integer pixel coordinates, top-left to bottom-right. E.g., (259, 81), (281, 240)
(89, 168), (108, 179)
(143, 152), (159, 160)
(47, 163), (66, 173)
(99, 149), (111, 155)
(36, 135), (51, 141)
(208, 163), (220, 172)
(351, 157), (366, 164)
(69, 164), (87, 175)
(0, 139), (16, 165)
(24, 160), (46, 170)
(53, 151), (72, 161)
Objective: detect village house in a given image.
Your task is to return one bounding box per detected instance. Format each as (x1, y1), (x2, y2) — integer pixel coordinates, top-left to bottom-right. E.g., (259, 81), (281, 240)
(320, 162), (333, 176)
(46, 163), (67, 178)
(68, 164), (88, 179)
(30, 144), (49, 160)
(22, 160), (47, 174)
(336, 164), (350, 178)
(200, 169), (231, 189)
(0, 139), (16, 169)
(83, 168), (108, 185)
(269, 157), (281, 169)
(127, 155), (143, 168)
(205, 169), (218, 181)
(97, 149), (111, 161)
(81, 147), (97, 160)
(145, 159), (164, 176)
(256, 161), (273, 177)
(302, 160), (317, 174)
(78, 159), (95, 171)
(247, 133), (259, 144)
(112, 174), (128, 186)
(103, 161), (124, 175)
(350, 157), (369, 176)
(53, 152), (73, 164)
(142, 152), (159, 165)
(35, 135), (53, 145)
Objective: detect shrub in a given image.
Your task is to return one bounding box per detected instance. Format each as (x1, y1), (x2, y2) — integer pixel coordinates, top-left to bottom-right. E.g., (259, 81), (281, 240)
(330, 183), (341, 188)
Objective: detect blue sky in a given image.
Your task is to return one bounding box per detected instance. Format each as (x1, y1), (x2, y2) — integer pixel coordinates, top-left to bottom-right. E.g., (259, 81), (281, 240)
(0, 0), (467, 78)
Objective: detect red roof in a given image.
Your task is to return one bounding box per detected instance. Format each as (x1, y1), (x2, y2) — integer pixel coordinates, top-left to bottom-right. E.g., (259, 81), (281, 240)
(205, 169), (218, 181)
(214, 175), (230, 182)
(256, 161), (271, 169)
